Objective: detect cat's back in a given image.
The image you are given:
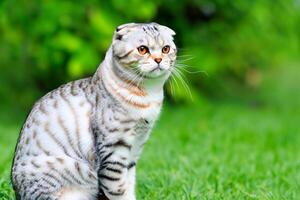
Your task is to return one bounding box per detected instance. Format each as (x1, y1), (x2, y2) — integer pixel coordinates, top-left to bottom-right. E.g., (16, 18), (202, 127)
(12, 77), (99, 199)
(13, 77), (96, 166)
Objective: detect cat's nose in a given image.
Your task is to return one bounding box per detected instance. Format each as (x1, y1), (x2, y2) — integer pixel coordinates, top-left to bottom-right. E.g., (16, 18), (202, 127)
(154, 58), (162, 64)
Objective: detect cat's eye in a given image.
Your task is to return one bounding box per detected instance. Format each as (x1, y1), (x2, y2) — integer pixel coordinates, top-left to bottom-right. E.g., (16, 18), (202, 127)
(162, 45), (170, 54)
(137, 45), (149, 55)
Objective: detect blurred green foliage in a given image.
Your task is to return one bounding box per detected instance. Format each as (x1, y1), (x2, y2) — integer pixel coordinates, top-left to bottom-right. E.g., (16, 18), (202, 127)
(0, 0), (299, 109)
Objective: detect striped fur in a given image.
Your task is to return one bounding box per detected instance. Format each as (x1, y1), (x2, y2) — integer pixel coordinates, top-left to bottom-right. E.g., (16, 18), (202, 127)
(11, 22), (176, 200)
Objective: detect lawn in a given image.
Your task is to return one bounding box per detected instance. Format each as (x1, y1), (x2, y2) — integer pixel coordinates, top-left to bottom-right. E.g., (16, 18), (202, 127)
(0, 65), (299, 199)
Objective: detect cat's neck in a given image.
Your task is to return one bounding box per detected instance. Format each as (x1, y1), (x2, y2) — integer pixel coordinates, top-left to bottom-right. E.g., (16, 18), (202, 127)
(93, 47), (164, 118)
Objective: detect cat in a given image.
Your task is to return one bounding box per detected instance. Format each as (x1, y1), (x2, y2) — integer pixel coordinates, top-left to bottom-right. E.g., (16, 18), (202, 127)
(11, 22), (177, 200)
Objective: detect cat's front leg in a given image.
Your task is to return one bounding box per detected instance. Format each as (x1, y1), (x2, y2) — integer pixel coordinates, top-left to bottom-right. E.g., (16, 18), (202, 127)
(98, 146), (136, 200)
(125, 164), (137, 200)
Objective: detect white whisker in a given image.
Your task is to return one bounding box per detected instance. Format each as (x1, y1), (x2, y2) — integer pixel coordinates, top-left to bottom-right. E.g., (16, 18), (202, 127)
(172, 68), (193, 100)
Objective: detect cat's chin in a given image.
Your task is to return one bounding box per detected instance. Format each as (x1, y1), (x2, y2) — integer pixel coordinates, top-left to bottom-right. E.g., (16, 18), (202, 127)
(142, 70), (170, 79)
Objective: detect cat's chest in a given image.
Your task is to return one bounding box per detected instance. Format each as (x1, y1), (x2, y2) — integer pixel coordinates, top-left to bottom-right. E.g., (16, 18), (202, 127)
(131, 105), (161, 123)
(99, 102), (159, 136)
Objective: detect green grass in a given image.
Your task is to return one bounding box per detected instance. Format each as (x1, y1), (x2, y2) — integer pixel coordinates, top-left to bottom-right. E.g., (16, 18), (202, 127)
(138, 103), (300, 199)
(0, 65), (299, 199)
(0, 124), (19, 200)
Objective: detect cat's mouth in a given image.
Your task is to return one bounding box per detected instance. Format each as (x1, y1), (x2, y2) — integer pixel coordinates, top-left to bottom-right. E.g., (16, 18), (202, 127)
(143, 66), (169, 79)
(150, 66), (163, 73)
(130, 64), (169, 79)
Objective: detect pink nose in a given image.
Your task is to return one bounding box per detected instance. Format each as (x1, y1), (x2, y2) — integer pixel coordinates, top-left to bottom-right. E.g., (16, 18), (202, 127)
(154, 58), (162, 64)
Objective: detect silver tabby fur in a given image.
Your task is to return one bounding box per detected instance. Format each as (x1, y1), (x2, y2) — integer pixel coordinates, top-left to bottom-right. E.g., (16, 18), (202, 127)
(11, 22), (177, 200)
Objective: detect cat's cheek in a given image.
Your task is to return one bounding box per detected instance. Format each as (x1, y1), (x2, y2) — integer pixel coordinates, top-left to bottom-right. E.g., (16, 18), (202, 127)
(133, 53), (143, 60)
(140, 65), (150, 73)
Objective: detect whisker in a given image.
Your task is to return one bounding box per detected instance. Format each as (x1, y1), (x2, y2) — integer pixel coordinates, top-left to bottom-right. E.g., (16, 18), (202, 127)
(166, 76), (175, 97)
(175, 65), (208, 76)
(176, 54), (194, 58)
(172, 68), (193, 100)
(170, 70), (180, 90)
(176, 57), (195, 63)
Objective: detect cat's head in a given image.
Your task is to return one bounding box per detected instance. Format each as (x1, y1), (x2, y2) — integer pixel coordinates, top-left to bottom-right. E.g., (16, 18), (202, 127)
(111, 22), (176, 81)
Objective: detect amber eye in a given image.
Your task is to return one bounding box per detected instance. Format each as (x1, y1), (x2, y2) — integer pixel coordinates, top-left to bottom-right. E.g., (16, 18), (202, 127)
(162, 45), (170, 54)
(137, 45), (149, 55)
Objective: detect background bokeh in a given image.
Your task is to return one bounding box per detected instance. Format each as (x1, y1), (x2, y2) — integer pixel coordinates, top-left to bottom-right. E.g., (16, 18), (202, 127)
(1, 0), (299, 110)
(0, 0), (300, 199)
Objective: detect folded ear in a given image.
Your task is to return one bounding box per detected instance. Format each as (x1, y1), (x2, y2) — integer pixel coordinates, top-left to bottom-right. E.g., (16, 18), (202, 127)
(158, 24), (176, 36)
(114, 23), (139, 40)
